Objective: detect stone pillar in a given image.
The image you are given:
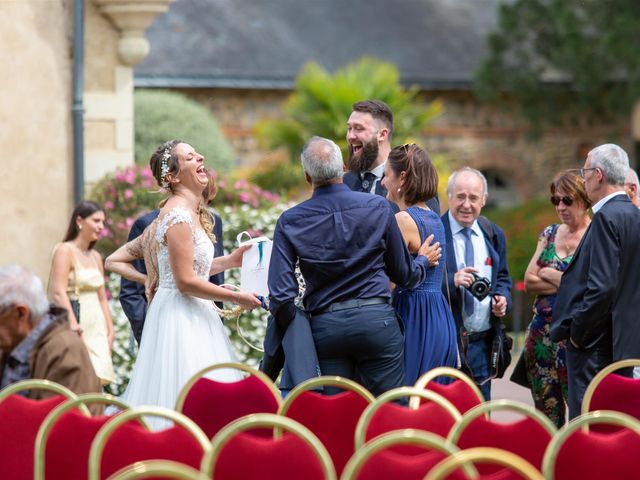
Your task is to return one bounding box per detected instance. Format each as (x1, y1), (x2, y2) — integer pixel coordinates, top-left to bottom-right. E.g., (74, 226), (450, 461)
(85, 0), (176, 183)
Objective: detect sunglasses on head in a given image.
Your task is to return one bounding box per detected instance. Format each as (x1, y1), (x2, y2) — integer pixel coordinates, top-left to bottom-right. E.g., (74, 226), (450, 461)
(550, 195), (573, 206)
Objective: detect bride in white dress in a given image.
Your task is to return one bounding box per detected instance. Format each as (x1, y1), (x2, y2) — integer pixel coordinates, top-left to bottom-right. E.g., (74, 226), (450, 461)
(106, 140), (261, 416)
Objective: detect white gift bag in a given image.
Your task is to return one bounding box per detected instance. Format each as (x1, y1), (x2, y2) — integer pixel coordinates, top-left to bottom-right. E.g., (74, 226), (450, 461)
(237, 231), (273, 297)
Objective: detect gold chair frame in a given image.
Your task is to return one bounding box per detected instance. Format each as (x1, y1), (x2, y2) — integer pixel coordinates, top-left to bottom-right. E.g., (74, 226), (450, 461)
(541, 410), (640, 480)
(278, 375), (375, 416)
(354, 387), (462, 450)
(34, 393), (131, 480)
(581, 358), (640, 416)
(425, 447), (544, 480)
(0, 378), (77, 402)
(340, 428), (461, 480)
(201, 412), (337, 480)
(411, 367), (484, 410)
(107, 460), (209, 480)
(174, 361), (283, 412)
(447, 399), (557, 445)
(88, 406), (212, 480)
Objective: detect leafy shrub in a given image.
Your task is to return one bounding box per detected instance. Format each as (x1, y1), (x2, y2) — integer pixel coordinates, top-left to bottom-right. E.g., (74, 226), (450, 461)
(235, 150), (309, 198)
(135, 89), (235, 172)
(214, 173), (281, 210)
(104, 274), (135, 396)
(256, 57), (442, 164)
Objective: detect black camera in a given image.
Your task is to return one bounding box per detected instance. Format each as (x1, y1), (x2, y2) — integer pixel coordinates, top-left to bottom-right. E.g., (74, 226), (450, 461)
(467, 272), (491, 301)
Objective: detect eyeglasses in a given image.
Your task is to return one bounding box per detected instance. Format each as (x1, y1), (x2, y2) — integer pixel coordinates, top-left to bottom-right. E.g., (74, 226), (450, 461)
(550, 195), (574, 207)
(578, 167), (598, 178)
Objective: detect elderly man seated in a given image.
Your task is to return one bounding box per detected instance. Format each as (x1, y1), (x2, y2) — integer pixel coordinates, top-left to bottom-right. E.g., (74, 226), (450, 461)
(0, 264), (101, 397)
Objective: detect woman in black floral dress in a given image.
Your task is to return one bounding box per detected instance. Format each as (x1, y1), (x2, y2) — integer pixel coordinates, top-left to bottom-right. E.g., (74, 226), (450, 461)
(523, 170), (591, 427)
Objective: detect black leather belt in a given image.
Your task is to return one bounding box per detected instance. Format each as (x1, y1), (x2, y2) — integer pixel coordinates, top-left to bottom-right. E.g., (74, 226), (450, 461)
(314, 296), (390, 315)
(467, 329), (492, 343)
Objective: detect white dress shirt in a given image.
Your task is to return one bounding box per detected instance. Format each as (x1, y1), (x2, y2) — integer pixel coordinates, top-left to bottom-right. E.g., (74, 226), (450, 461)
(362, 162), (385, 193)
(448, 212), (493, 332)
(591, 190), (627, 213)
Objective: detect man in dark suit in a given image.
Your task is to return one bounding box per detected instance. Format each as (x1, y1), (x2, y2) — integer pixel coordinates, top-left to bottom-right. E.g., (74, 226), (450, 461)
(441, 167), (512, 400)
(119, 209), (225, 345)
(344, 99), (440, 214)
(268, 136), (441, 396)
(551, 143), (640, 419)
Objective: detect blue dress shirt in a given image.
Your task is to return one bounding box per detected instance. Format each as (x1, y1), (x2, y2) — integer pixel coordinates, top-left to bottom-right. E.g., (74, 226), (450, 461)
(268, 183), (429, 327)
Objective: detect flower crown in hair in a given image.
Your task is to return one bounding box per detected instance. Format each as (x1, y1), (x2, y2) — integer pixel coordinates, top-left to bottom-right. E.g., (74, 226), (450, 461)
(160, 148), (171, 188)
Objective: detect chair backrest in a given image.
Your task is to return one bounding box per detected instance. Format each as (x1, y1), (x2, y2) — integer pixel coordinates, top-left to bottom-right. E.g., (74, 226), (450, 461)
(202, 413), (336, 480)
(340, 429), (459, 480)
(425, 447), (545, 480)
(88, 406), (211, 480)
(447, 399), (556, 474)
(108, 460), (209, 480)
(355, 387), (462, 450)
(175, 361), (282, 438)
(0, 379), (77, 480)
(279, 375), (374, 476)
(542, 410), (640, 480)
(33, 393), (130, 480)
(581, 358), (640, 430)
(412, 367), (484, 414)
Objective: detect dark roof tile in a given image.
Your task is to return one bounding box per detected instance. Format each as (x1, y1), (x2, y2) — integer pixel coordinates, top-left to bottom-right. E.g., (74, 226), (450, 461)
(135, 0), (505, 89)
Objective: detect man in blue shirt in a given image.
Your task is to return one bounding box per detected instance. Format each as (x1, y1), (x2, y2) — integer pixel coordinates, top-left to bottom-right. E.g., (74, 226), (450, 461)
(268, 136), (441, 396)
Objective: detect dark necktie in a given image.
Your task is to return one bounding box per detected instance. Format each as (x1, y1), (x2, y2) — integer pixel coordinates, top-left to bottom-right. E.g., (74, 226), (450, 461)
(361, 172), (376, 193)
(462, 227), (475, 316)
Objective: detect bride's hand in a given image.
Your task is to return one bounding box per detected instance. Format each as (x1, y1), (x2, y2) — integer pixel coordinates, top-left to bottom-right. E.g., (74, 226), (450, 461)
(226, 244), (252, 269)
(234, 291), (262, 310)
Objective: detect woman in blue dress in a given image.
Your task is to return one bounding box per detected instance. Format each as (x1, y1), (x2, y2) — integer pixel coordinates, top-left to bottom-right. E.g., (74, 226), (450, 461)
(382, 144), (459, 385)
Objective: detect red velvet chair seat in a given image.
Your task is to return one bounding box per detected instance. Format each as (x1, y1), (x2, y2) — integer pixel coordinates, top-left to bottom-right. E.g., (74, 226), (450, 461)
(0, 394), (67, 480)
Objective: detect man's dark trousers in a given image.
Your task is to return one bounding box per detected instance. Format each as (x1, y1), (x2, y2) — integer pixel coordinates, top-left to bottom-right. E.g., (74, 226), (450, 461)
(565, 336), (612, 419)
(310, 303), (404, 397)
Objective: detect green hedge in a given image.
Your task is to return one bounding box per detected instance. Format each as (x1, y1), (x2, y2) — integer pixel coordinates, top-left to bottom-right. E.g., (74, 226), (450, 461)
(134, 89), (235, 172)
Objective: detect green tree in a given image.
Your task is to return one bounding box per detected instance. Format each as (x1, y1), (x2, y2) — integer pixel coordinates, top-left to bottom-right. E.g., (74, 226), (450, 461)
(134, 89), (235, 171)
(256, 57), (442, 163)
(474, 0), (640, 129)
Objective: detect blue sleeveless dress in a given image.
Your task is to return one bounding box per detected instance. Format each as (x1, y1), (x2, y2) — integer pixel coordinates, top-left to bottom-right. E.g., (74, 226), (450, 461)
(393, 207), (459, 385)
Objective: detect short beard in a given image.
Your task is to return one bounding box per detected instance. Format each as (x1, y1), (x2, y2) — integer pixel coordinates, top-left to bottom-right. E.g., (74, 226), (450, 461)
(348, 140), (379, 173)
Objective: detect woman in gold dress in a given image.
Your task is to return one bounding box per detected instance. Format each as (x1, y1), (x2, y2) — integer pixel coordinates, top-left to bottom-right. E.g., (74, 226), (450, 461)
(50, 201), (115, 384)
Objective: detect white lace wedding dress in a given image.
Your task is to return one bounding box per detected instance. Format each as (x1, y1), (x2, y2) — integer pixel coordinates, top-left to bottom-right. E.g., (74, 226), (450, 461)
(122, 207), (242, 421)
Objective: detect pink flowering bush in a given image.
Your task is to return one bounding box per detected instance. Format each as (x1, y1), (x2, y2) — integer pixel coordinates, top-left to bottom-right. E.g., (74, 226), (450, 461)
(90, 165), (164, 255)
(215, 175), (280, 209)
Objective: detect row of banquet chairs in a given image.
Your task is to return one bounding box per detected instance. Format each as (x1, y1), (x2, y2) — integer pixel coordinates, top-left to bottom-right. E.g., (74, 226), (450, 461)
(1, 359), (639, 479)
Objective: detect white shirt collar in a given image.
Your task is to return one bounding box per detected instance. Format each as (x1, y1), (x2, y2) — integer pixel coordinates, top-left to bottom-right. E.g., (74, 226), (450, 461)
(364, 162), (385, 180)
(448, 211), (481, 237)
(592, 190), (627, 213)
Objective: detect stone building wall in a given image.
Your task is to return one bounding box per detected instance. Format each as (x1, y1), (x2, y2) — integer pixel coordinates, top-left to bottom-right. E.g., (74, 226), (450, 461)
(0, 0), (169, 280)
(0, 2), (75, 281)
